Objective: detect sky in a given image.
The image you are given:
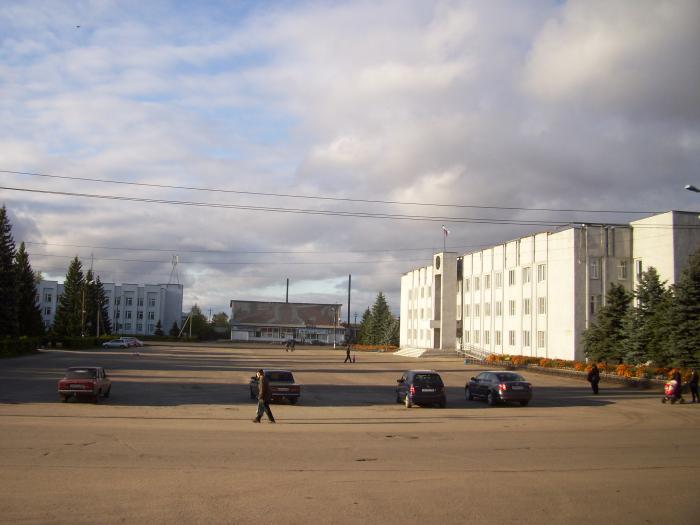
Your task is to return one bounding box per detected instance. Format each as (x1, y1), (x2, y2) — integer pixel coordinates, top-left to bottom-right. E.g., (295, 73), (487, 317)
(1, 0), (699, 319)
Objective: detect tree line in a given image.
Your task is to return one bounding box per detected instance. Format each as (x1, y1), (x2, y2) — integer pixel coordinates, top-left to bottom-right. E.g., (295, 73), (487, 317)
(356, 292), (399, 346)
(0, 206), (44, 338)
(583, 248), (700, 368)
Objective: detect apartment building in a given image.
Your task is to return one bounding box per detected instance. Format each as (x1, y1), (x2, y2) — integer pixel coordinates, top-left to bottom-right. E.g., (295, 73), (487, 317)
(400, 211), (700, 361)
(37, 281), (183, 336)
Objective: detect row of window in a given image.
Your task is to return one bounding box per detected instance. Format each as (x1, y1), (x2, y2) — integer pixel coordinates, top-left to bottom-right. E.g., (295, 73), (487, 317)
(115, 322), (155, 333)
(465, 329), (546, 348)
(115, 310), (156, 320)
(41, 291), (161, 307)
(465, 297), (547, 318)
(465, 264), (547, 292)
(407, 286), (432, 300)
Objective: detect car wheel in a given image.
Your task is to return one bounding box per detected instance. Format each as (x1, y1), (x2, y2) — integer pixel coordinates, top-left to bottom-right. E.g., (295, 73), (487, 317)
(466, 387), (473, 401)
(104, 387), (111, 399)
(405, 395), (412, 408)
(93, 392), (101, 404)
(487, 391), (498, 406)
(519, 400), (529, 407)
(60, 395), (68, 403)
(289, 397), (298, 405)
(439, 397), (446, 408)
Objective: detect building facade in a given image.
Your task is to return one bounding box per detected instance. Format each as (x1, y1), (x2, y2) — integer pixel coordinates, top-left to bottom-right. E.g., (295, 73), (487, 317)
(230, 300), (343, 344)
(37, 281), (183, 336)
(400, 211), (700, 361)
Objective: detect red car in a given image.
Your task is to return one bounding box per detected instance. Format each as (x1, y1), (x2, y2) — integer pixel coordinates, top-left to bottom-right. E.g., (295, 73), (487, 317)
(58, 367), (112, 403)
(249, 369), (301, 404)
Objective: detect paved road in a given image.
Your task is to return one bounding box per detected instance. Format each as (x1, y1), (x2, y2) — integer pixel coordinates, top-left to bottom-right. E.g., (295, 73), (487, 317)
(1, 343), (698, 524)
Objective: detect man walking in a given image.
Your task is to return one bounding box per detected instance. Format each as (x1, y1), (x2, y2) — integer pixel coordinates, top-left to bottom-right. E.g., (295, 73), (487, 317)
(253, 369), (275, 423)
(689, 369), (698, 403)
(344, 345), (352, 363)
(587, 363), (600, 394)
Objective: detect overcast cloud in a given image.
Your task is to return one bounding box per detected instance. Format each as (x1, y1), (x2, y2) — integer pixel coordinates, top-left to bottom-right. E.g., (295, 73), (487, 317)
(1, 0), (699, 318)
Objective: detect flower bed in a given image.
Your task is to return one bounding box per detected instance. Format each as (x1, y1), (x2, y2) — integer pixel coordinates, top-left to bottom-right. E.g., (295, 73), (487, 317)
(350, 344), (398, 352)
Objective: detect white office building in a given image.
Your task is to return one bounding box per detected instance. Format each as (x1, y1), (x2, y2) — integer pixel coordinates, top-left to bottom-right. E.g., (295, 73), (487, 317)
(37, 281), (183, 336)
(400, 211), (700, 361)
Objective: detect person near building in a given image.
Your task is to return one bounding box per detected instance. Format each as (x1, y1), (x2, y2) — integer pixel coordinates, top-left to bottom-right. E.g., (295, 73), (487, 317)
(344, 345), (352, 363)
(252, 369), (275, 423)
(689, 369), (699, 403)
(587, 363), (600, 395)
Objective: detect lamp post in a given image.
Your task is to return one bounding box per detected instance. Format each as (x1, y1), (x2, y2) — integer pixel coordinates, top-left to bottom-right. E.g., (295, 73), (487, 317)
(81, 276), (94, 337)
(332, 306), (337, 349)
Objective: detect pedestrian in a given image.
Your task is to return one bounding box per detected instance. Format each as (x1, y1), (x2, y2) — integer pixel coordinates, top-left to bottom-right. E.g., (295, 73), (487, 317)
(284, 340), (290, 352)
(344, 345), (352, 363)
(587, 363), (600, 394)
(689, 369), (699, 403)
(672, 369), (684, 402)
(290, 339), (295, 352)
(252, 369), (275, 423)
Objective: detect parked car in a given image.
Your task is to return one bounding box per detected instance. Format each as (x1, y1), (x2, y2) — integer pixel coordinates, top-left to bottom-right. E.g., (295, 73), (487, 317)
(58, 367), (111, 403)
(396, 370), (446, 408)
(249, 369), (301, 404)
(466, 371), (532, 406)
(103, 339), (129, 349)
(122, 337), (144, 347)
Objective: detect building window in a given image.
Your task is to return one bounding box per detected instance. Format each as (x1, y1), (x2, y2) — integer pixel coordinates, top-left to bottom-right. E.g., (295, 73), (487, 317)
(474, 304), (481, 317)
(537, 264), (547, 282)
(126, 297), (133, 307)
(484, 331), (490, 345)
(125, 322), (132, 331)
(148, 311), (155, 321)
(148, 323), (154, 333)
(464, 304), (470, 318)
(116, 310), (120, 319)
(509, 330), (516, 346)
(495, 330), (502, 346)
(125, 310), (132, 320)
(464, 278), (470, 292)
(473, 331), (480, 344)
(474, 277), (480, 291)
(43, 291), (52, 303)
(538, 297), (546, 315)
(509, 270), (516, 286)
(617, 260), (628, 280)
(464, 331), (470, 343)
(484, 275), (491, 290)
(136, 323), (143, 331)
(509, 300), (516, 316)
(523, 330), (531, 347)
(495, 301), (502, 317)
(523, 298), (531, 315)
(636, 260), (643, 279)
(149, 297), (156, 307)
(484, 302), (491, 316)
(590, 259), (600, 279)
(495, 272), (503, 289)
(44, 306), (51, 316)
(537, 331), (546, 348)
(115, 297), (121, 305)
(522, 267), (532, 284)
(590, 295), (602, 315)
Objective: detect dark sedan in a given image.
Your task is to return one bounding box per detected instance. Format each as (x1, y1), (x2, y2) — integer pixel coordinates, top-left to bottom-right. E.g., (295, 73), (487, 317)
(249, 369), (301, 404)
(396, 370), (446, 408)
(466, 371), (532, 406)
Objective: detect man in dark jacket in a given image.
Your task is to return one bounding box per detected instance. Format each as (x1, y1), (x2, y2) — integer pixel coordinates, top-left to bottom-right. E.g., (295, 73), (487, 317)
(689, 369), (699, 403)
(253, 369), (275, 423)
(587, 363), (600, 394)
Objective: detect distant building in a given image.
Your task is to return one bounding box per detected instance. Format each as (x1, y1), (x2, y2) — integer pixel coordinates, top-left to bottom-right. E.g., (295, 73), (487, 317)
(400, 211), (700, 361)
(230, 300), (343, 344)
(37, 281), (183, 336)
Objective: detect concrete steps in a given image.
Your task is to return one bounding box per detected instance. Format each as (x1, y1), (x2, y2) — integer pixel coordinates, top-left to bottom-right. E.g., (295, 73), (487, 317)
(394, 347), (459, 358)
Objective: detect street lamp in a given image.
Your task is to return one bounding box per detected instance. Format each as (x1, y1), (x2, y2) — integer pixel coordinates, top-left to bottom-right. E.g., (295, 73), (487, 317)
(332, 306), (337, 349)
(685, 184), (700, 193)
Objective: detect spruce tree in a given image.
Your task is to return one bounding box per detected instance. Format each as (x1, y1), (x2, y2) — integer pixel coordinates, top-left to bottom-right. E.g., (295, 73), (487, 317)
(368, 292), (392, 345)
(670, 248), (700, 367)
(583, 283), (631, 363)
(14, 242), (44, 336)
(154, 320), (164, 336)
(95, 277), (112, 335)
(0, 205), (18, 337)
(52, 257), (85, 337)
(622, 267), (671, 364)
(169, 321), (180, 337)
(357, 307), (372, 344)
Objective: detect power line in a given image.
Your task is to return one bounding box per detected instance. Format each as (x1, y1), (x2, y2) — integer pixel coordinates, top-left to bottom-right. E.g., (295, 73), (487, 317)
(0, 169), (659, 215)
(0, 185), (573, 226)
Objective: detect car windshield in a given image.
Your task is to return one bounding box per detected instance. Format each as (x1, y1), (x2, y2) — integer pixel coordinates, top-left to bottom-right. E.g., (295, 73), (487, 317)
(413, 373), (443, 386)
(65, 369), (97, 379)
(496, 373), (525, 382)
(266, 371), (294, 382)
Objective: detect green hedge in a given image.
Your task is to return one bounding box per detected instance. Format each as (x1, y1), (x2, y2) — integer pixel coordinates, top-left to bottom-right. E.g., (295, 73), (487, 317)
(0, 337), (46, 358)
